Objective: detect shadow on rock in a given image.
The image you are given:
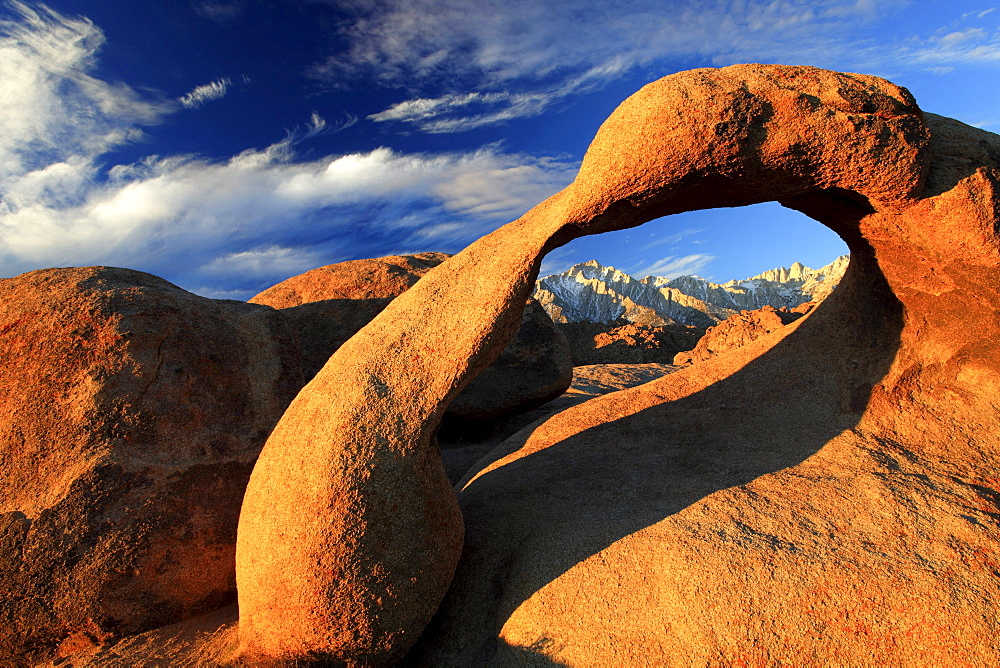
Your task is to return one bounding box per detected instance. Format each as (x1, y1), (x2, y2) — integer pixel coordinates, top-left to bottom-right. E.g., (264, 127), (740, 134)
(409, 235), (905, 663)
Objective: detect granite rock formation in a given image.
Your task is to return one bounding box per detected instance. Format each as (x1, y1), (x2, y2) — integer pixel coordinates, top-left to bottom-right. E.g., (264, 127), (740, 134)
(47, 364), (682, 666)
(445, 300), (573, 423)
(249, 253), (450, 379)
(236, 63), (1000, 664)
(558, 319), (705, 365)
(250, 253), (572, 423)
(249, 252), (450, 308)
(0, 267), (302, 664)
(673, 304), (806, 365)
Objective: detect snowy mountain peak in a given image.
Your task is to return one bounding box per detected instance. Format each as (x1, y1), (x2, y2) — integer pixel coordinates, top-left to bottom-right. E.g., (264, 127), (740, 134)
(533, 256), (849, 328)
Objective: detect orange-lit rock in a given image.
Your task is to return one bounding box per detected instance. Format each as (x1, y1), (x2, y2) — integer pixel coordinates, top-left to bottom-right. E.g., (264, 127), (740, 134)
(235, 63), (1000, 664)
(405, 70), (1000, 664)
(249, 251), (450, 308)
(251, 253), (572, 423)
(673, 304), (803, 365)
(234, 62), (947, 664)
(0, 267), (302, 664)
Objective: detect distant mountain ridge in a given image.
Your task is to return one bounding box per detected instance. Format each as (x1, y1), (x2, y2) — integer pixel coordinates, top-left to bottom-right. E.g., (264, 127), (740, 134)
(533, 255), (849, 328)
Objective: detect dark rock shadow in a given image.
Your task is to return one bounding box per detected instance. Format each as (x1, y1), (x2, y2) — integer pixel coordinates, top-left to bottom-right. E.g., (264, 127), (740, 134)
(408, 221), (905, 663)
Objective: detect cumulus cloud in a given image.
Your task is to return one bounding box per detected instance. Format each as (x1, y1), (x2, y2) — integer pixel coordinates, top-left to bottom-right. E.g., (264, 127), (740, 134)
(631, 254), (716, 280)
(179, 77), (231, 108)
(1, 139), (577, 298)
(0, 3), (577, 298)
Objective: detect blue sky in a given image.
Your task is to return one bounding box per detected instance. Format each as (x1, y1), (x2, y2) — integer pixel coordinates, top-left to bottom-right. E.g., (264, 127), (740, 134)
(1, 1), (998, 298)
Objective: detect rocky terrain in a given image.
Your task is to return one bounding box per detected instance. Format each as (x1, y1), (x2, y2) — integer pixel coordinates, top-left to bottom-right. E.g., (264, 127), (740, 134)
(557, 318), (705, 365)
(5, 63), (1000, 666)
(673, 302), (813, 365)
(0, 255), (571, 664)
(248, 252), (572, 424)
(534, 254), (848, 327)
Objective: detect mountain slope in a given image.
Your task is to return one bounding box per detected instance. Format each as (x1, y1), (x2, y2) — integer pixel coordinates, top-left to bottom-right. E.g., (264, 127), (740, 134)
(534, 255), (849, 327)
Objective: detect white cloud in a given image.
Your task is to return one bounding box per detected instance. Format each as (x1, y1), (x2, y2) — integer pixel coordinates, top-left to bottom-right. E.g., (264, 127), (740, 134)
(631, 254), (716, 280)
(642, 227), (706, 251)
(193, 2), (245, 23)
(326, 0), (1000, 132)
(368, 92), (507, 123)
(0, 4), (580, 296)
(0, 138), (576, 294)
(432, 153), (576, 216)
(369, 57), (632, 133)
(0, 1), (169, 181)
(179, 77), (231, 108)
(203, 245), (327, 278)
(537, 247), (578, 277)
(895, 28), (1000, 68)
(320, 0), (922, 132)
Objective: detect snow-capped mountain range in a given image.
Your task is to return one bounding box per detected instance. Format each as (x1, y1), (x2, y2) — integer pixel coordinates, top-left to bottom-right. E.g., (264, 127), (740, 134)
(533, 256), (850, 328)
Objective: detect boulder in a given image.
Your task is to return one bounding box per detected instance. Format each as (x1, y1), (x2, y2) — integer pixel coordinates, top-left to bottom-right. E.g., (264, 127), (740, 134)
(251, 253), (573, 423)
(235, 63), (1000, 665)
(249, 251), (451, 308)
(673, 304), (804, 365)
(559, 319), (704, 365)
(0, 267), (302, 664)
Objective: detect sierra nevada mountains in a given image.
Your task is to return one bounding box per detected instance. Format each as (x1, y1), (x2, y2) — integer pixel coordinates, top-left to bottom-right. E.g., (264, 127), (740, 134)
(534, 255), (849, 328)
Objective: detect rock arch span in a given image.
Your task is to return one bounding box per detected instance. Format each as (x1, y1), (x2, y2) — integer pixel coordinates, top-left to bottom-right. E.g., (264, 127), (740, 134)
(236, 64), (1000, 663)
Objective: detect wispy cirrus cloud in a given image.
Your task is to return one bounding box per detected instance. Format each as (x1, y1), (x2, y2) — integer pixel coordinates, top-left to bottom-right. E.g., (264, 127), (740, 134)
(322, 0), (917, 132)
(0, 1), (170, 181)
(325, 0), (1000, 133)
(894, 27), (1000, 71)
(631, 254), (716, 280)
(179, 77), (232, 108)
(642, 227), (707, 251)
(193, 2), (245, 23)
(367, 57), (631, 132)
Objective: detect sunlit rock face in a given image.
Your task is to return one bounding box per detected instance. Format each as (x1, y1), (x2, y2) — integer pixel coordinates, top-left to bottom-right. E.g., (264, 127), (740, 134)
(250, 253), (573, 423)
(673, 303), (808, 366)
(404, 67), (1000, 665)
(557, 319), (705, 365)
(231, 64), (1000, 665)
(26, 64), (994, 666)
(534, 255), (848, 328)
(0, 267), (303, 664)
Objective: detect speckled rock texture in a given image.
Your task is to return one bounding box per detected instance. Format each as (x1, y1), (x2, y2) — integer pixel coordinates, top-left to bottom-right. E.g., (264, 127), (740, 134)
(0, 267), (302, 664)
(251, 253), (572, 423)
(673, 304), (804, 365)
(45, 365), (682, 668)
(25, 65), (1000, 666)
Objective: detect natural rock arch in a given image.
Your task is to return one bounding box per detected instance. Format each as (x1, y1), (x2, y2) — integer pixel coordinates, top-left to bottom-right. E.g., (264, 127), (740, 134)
(235, 64), (1000, 663)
